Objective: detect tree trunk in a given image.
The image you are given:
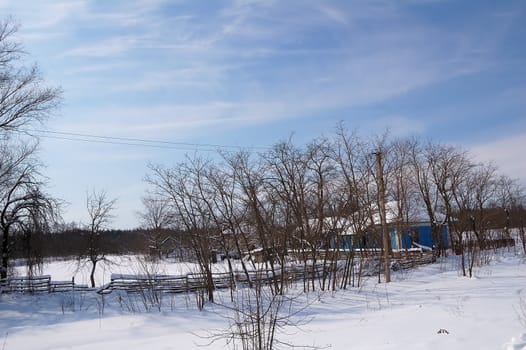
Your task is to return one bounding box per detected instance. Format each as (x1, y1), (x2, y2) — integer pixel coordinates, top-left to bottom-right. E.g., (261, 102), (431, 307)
(520, 224), (526, 255)
(1, 227), (10, 279)
(90, 259), (97, 288)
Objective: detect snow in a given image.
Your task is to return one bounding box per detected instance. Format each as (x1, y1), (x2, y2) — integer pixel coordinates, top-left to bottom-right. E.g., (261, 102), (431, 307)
(2, 252), (526, 349)
(13, 256), (233, 287)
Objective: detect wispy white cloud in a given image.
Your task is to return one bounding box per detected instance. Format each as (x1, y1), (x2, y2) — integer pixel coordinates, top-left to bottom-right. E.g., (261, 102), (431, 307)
(20, 0), (497, 110)
(65, 62), (133, 74)
(58, 101), (267, 136)
(19, 0), (87, 30)
(42, 0), (519, 146)
(470, 132), (526, 185)
(367, 115), (427, 137)
(109, 63), (234, 92)
(61, 35), (151, 57)
(318, 5), (350, 27)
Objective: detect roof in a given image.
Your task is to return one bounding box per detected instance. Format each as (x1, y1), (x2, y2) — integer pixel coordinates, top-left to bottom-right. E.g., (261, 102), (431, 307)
(310, 201), (447, 236)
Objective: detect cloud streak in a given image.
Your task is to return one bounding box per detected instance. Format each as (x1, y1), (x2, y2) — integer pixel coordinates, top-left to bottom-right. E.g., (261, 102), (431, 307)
(470, 132), (526, 185)
(12, 1), (521, 143)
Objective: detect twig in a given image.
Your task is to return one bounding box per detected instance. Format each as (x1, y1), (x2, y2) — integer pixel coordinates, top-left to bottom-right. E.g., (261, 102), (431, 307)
(2, 331), (8, 350)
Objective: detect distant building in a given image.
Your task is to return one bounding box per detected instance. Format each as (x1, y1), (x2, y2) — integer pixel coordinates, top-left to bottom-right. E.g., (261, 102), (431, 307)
(327, 201), (449, 251)
(390, 222), (449, 250)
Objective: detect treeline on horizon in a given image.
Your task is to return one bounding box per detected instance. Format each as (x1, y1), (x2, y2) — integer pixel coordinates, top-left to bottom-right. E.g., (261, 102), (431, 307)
(8, 227), (185, 260)
(10, 205), (526, 261)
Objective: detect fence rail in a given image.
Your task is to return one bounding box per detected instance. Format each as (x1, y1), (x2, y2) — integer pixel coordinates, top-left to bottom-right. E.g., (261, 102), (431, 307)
(0, 275), (91, 294)
(97, 250), (435, 295)
(1, 250), (435, 295)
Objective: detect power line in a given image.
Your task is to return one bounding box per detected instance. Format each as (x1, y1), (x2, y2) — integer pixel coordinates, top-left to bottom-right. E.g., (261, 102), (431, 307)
(34, 134), (221, 152)
(32, 129), (253, 149)
(17, 128), (269, 152)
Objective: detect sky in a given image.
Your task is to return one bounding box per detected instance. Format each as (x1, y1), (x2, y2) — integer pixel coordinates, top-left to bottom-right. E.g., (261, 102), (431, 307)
(0, 0), (525, 229)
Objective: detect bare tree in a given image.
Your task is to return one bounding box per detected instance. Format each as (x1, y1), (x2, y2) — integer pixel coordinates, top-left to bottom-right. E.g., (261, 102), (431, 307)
(408, 140), (448, 255)
(81, 190), (117, 288)
(0, 18), (61, 133)
(304, 137), (339, 291)
(427, 144), (473, 276)
(332, 125), (377, 288)
(222, 157), (257, 275)
(138, 196), (175, 259)
(262, 140), (311, 293)
(0, 17), (62, 279)
(386, 138), (421, 250)
(495, 175), (525, 250)
(201, 160), (254, 295)
(147, 159), (218, 303)
(0, 141), (59, 279)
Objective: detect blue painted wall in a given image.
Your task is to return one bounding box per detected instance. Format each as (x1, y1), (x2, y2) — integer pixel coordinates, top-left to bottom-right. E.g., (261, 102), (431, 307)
(396, 224), (449, 249)
(334, 223), (448, 250)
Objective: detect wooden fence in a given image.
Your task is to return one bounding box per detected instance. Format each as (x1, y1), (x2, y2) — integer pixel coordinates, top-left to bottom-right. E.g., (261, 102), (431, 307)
(97, 250), (435, 295)
(1, 250), (435, 296)
(0, 275), (91, 294)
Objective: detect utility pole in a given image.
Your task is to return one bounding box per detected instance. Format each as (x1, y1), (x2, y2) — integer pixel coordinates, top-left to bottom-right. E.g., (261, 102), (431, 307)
(374, 151), (391, 283)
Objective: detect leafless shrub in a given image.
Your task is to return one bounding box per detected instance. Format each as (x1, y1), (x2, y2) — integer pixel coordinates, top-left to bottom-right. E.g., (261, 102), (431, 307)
(516, 290), (526, 328)
(133, 256), (164, 312)
(204, 278), (320, 350)
(58, 290), (90, 314)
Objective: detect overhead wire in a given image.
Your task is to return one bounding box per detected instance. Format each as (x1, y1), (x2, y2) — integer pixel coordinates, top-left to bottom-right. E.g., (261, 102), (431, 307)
(16, 128), (269, 152)
(33, 134), (220, 152)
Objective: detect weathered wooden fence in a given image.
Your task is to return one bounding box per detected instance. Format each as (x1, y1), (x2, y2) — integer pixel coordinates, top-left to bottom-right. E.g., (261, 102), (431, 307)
(97, 250), (435, 295)
(0, 275), (91, 294)
(1, 250), (435, 295)
(390, 250), (436, 270)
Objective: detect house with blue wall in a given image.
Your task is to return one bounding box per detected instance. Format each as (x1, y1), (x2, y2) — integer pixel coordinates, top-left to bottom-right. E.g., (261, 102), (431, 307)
(390, 222), (449, 250)
(331, 222), (448, 251)
(327, 202), (449, 251)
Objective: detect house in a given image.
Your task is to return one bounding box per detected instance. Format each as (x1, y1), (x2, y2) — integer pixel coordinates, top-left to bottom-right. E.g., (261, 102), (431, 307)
(386, 202), (449, 251)
(390, 222), (449, 250)
(327, 202), (449, 251)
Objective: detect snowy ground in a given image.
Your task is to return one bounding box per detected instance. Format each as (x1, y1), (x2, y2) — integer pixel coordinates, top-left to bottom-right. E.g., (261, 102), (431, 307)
(2, 253), (526, 349)
(13, 255), (237, 287)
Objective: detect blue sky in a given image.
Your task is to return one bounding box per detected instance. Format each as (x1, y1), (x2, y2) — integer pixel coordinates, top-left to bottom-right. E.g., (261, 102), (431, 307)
(1, 0), (525, 229)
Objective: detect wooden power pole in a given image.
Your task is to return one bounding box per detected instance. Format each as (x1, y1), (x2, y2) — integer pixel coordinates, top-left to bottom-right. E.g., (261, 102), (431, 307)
(375, 151), (391, 283)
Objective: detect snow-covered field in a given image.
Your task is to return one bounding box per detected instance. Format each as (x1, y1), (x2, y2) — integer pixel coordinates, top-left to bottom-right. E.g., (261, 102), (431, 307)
(2, 253), (526, 349)
(12, 255), (241, 287)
